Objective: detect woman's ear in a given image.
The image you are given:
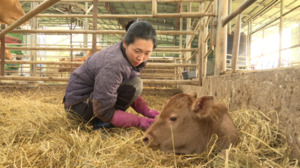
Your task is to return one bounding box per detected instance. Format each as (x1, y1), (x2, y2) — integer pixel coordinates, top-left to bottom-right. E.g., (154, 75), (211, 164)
(192, 96), (214, 119)
(122, 41), (127, 49)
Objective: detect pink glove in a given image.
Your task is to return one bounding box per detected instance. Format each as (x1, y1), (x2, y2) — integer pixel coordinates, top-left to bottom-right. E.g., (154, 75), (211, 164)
(131, 96), (160, 118)
(110, 109), (155, 130)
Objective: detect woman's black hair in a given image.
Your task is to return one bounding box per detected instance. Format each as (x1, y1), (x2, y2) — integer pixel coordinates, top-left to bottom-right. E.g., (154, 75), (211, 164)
(124, 20), (157, 49)
(125, 20), (136, 32)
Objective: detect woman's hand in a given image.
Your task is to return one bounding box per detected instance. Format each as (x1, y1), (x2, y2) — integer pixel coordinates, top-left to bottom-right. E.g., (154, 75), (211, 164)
(111, 109), (155, 130)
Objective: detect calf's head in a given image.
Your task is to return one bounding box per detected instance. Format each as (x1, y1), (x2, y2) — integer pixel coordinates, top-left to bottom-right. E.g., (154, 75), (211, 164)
(143, 93), (238, 154)
(0, 0), (28, 25)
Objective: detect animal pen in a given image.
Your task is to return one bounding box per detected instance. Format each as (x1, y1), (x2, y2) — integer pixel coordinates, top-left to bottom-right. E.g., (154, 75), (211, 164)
(0, 0), (300, 167)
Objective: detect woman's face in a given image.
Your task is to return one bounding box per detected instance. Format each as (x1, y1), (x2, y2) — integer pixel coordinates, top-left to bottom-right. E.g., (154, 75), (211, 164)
(123, 38), (154, 67)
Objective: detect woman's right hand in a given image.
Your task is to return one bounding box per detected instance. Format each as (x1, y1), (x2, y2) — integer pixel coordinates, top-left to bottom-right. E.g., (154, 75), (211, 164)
(111, 109), (155, 130)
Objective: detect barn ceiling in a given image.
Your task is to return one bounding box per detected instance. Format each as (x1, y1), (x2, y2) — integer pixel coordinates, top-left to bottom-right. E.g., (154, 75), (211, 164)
(18, 0), (300, 44)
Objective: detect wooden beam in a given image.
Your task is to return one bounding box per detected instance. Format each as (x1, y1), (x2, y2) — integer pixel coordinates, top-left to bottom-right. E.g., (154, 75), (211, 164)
(5, 47), (197, 52)
(221, 0), (257, 27)
(1, 60), (199, 68)
(35, 13), (216, 18)
(0, 76), (199, 85)
(11, 29), (198, 35)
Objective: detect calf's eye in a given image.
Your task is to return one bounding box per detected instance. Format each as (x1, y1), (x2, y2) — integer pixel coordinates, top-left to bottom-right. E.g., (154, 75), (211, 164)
(170, 117), (177, 121)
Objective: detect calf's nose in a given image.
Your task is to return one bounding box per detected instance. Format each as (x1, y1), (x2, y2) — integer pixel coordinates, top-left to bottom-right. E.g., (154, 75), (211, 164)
(143, 134), (152, 145)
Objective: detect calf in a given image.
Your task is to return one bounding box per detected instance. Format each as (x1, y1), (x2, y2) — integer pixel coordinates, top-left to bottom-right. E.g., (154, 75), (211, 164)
(58, 57), (86, 72)
(143, 93), (238, 154)
(0, 0), (28, 25)
(58, 48), (101, 72)
(0, 45), (13, 60)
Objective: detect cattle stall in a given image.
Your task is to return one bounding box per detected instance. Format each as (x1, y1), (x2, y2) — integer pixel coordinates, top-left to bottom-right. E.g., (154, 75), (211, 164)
(0, 0), (299, 167)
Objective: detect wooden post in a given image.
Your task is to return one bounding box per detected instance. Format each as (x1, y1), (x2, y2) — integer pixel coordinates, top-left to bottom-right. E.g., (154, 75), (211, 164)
(215, 0), (228, 75)
(92, 0), (98, 53)
(232, 14), (241, 72)
(30, 2), (38, 77)
(278, 0), (283, 67)
(178, 6), (183, 81)
(198, 2), (204, 86)
(211, 0), (217, 50)
(247, 19), (252, 69)
(70, 32), (73, 71)
(84, 2), (89, 56)
(228, 0), (232, 34)
(185, 2), (192, 63)
(0, 24), (5, 76)
(198, 29), (203, 86)
(203, 2), (208, 77)
(152, 0), (157, 16)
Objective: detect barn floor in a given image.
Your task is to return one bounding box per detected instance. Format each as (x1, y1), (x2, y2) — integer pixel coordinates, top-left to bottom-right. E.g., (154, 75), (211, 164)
(0, 83), (298, 167)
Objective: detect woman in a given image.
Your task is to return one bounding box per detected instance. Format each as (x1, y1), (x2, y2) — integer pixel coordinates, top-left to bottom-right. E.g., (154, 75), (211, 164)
(64, 21), (159, 130)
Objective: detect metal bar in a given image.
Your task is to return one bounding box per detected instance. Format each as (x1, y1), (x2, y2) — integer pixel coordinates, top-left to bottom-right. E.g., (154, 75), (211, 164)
(0, 0), (61, 38)
(221, 0), (257, 27)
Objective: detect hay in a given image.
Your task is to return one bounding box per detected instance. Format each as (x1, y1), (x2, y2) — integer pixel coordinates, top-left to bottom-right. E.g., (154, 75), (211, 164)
(0, 85), (298, 167)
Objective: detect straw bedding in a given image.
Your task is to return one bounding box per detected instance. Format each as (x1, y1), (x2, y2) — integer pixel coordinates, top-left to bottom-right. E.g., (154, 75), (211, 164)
(0, 84), (298, 167)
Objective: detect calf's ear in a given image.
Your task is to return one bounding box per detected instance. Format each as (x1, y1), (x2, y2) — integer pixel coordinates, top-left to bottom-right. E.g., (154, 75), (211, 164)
(192, 96), (214, 119)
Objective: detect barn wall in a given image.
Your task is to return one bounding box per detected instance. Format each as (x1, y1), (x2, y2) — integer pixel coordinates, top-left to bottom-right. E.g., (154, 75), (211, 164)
(179, 66), (300, 160)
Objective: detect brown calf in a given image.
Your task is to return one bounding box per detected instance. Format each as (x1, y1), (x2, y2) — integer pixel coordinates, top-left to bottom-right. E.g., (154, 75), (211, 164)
(0, 45), (13, 60)
(143, 93), (238, 154)
(0, 0), (28, 25)
(58, 48), (101, 72)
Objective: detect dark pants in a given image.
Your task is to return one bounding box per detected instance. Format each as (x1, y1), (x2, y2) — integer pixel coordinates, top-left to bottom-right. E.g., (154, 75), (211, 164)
(65, 77), (143, 130)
